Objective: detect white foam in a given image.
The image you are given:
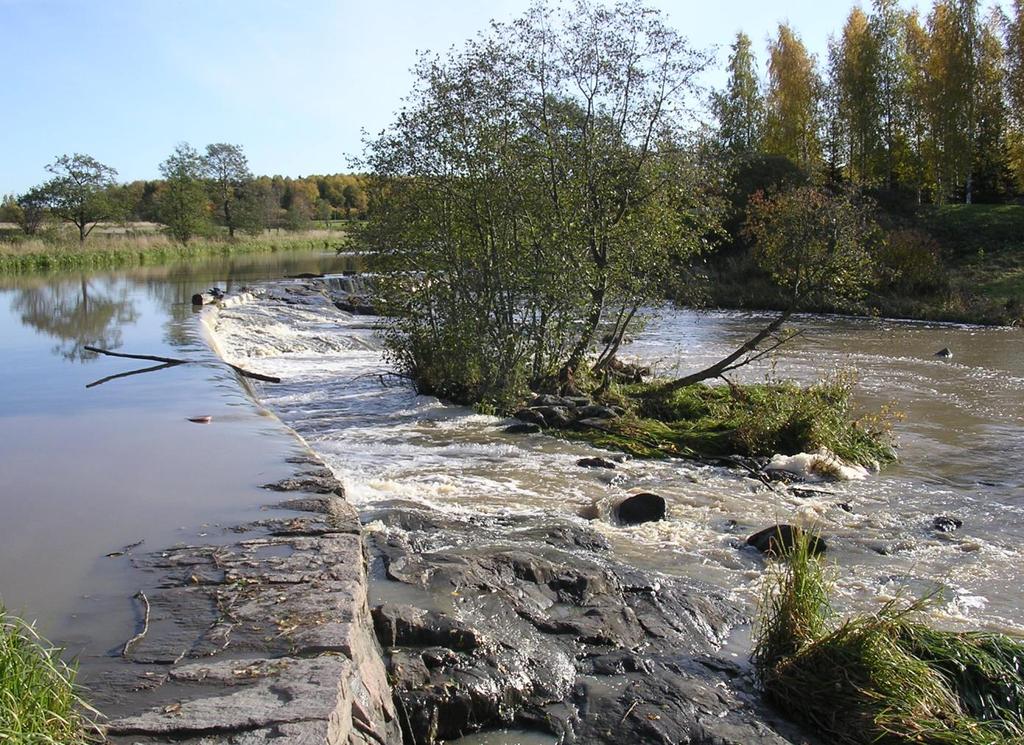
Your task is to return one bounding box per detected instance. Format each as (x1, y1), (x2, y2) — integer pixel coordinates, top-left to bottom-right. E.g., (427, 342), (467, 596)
(765, 448), (871, 482)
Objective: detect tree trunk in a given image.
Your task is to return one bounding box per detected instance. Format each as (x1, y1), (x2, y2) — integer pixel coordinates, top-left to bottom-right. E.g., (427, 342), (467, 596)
(225, 200), (234, 238)
(559, 277), (606, 386)
(656, 309), (793, 394)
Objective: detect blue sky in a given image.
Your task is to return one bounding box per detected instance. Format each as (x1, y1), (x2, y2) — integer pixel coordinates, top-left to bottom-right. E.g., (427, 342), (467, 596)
(0, 0), (977, 194)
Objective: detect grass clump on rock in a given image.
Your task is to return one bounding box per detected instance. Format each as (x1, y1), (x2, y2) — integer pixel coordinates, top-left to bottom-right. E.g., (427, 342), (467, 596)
(558, 372), (897, 468)
(753, 533), (1024, 744)
(0, 608), (97, 743)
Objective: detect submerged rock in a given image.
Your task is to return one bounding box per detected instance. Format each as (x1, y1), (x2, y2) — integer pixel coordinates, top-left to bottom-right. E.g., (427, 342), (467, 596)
(505, 422), (542, 435)
(614, 492), (666, 525)
(932, 515), (963, 533)
(746, 524), (827, 556)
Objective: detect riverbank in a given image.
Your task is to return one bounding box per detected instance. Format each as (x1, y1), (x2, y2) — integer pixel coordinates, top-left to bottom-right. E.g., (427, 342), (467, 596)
(0, 228), (350, 275)
(701, 203), (1024, 327)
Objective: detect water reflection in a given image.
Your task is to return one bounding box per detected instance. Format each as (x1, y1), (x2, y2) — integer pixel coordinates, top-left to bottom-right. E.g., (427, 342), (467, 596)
(12, 276), (138, 360)
(0, 249), (360, 660)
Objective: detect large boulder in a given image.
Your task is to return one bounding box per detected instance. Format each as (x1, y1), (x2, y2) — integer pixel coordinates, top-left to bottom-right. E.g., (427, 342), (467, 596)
(615, 493), (666, 525)
(576, 457), (617, 470)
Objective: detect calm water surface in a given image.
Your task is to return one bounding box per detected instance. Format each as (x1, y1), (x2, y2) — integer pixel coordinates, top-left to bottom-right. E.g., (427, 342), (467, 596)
(0, 251), (356, 666)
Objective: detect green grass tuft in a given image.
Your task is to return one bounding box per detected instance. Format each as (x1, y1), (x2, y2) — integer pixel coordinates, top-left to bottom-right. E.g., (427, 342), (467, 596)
(753, 534), (1024, 744)
(0, 609), (98, 743)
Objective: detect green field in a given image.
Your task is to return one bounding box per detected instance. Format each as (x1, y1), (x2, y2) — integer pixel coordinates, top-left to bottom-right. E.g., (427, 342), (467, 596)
(0, 227), (353, 275)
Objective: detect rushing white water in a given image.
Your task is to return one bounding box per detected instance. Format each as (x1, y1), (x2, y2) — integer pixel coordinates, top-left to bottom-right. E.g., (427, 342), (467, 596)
(209, 281), (1024, 633)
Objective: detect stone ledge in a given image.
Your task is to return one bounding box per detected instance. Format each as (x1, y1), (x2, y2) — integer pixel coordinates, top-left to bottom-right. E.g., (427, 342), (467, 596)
(103, 458), (400, 745)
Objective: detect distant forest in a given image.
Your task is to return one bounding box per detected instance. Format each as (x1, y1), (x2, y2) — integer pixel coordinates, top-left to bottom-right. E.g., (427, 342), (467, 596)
(716, 0), (1024, 204)
(1, 142), (366, 244)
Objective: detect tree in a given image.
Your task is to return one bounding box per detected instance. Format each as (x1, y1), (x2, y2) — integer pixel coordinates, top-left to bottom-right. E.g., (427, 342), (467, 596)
(972, 8), (1010, 200)
(903, 10), (934, 201)
(869, 0), (912, 190)
(764, 24), (823, 170)
(714, 32), (764, 154)
(2, 189), (47, 235)
(1009, 0), (1024, 189)
(365, 0), (721, 406)
(926, 0), (982, 202)
(203, 143), (251, 237)
(158, 143), (208, 244)
(659, 185), (879, 391)
(39, 154), (120, 243)
(835, 8), (882, 184)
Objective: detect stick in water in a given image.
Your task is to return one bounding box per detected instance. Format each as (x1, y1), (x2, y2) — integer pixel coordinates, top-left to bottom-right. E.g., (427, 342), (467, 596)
(122, 591), (151, 657)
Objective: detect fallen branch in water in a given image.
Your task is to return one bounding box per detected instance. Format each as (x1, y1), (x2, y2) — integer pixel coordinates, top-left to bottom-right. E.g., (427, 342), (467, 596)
(122, 591), (151, 657)
(84, 345), (188, 365)
(83, 346), (281, 386)
(226, 363), (281, 384)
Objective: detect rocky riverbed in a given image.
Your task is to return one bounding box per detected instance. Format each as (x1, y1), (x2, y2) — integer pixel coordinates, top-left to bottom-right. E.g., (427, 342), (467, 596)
(362, 499), (815, 744)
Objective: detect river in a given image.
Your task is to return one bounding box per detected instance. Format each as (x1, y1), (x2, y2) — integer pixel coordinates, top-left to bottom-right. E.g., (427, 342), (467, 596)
(0, 251), (358, 680)
(211, 282), (1024, 635)
(0, 253), (1022, 705)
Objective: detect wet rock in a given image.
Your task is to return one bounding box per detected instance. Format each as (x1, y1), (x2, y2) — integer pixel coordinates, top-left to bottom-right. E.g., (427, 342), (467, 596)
(837, 502), (854, 513)
(333, 298), (377, 315)
(935, 347), (953, 358)
(505, 422), (542, 435)
(514, 408), (547, 427)
(746, 524), (827, 556)
(534, 405), (573, 426)
(367, 507), (809, 745)
(614, 493), (666, 525)
(514, 523), (611, 552)
(530, 394), (570, 408)
(574, 404), (618, 420)
(260, 471), (344, 497)
(372, 604), (482, 651)
(576, 456), (616, 469)
(101, 454), (401, 745)
(932, 515), (963, 533)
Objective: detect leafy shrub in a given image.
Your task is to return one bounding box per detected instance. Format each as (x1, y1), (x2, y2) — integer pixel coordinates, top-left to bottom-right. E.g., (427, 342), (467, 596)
(877, 228), (948, 294)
